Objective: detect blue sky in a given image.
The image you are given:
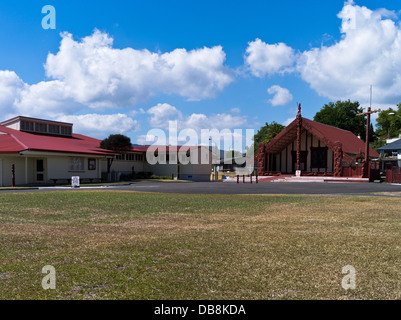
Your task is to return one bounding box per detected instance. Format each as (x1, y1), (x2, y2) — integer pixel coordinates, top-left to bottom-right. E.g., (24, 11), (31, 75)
(1, 0), (401, 145)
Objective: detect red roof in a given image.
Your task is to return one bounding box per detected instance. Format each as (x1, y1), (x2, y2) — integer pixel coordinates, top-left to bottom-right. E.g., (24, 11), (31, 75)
(0, 126), (206, 156)
(0, 126), (115, 156)
(265, 117), (380, 157)
(142, 145), (204, 152)
(0, 133), (25, 153)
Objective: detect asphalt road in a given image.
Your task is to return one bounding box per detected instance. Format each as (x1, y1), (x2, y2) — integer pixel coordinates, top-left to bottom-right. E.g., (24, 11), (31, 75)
(1, 181), (401, 195)
(109, 181), (401, 195)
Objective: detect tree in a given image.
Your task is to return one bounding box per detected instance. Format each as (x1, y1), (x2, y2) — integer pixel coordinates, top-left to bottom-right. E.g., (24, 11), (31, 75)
(100, 134), (132, 173)
(253, 121), (285, 153)
(314, 100), (371, 138)
(375, 104), (401, 139)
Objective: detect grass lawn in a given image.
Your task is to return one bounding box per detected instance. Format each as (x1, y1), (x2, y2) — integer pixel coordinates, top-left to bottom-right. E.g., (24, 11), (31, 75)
(0, 190), (400, 300)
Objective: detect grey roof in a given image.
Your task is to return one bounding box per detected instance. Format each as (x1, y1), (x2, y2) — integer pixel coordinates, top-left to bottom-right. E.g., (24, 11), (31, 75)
(377, 139), (401, 151)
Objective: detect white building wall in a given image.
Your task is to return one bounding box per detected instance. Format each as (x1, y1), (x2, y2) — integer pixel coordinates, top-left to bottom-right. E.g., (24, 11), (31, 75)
(145, 163), (178, 178)
(0, 154), (106, 186)
(46, 156), (100, 180)
(1, 157), (25, 186)
(144, 147), (212, 181)
(109, 159), (145, 173)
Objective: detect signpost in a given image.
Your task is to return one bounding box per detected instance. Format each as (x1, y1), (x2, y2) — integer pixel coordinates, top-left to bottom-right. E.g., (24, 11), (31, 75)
(71, 176), (80, 188)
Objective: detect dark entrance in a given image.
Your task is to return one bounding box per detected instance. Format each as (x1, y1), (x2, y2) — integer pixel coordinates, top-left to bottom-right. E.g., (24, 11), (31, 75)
(291, 151), (308, 173)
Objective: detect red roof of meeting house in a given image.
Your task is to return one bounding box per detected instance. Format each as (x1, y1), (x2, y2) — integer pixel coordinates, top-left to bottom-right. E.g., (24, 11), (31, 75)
(265, 117), (380, 158)
(0, 125), (116, 156)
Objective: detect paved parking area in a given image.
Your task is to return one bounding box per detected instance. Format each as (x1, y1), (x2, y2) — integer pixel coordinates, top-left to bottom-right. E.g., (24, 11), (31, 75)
(1, 181), (401, 195)
(110, 181), (401, 195)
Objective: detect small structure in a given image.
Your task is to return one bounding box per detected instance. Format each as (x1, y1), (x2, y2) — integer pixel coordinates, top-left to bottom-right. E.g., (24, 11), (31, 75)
(257, 107), (380, 180)
(377, 139), (401, 169)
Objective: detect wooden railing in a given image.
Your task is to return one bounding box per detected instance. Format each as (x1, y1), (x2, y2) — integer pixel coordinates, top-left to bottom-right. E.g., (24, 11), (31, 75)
(342, 166), (363, 177)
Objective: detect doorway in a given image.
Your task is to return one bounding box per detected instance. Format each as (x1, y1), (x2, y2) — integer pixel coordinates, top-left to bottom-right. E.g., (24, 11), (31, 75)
(291, 151), (308, 173)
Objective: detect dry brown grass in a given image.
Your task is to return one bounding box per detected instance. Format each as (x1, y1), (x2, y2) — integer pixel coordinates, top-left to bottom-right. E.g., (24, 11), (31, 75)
(0, 191), (400, 300)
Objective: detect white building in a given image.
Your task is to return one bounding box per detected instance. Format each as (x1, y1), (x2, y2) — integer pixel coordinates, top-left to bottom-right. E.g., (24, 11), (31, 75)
(0, 116), (213, 186)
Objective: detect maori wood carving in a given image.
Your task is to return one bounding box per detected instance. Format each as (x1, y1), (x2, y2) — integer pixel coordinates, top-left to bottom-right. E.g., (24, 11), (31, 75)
(257, 142), (266, 176)
(333, 142), (343, 177)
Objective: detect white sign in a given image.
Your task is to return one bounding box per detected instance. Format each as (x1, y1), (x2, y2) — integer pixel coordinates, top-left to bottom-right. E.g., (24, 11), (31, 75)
(71, 176), (80, 188)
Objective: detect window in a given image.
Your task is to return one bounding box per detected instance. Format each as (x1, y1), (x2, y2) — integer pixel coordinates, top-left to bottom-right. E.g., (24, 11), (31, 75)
(88, 159), (96, 171)
(311, 147), (328, 169)
(21, 121), (34, 132)
(69, 157), (84, 171)
(49, 125), (60, 134)
(61, 126), (72, 136)
(116, 153), (144, 161)
(36, 160), (44, 172)
(35, 123), (47, 133)
(135, 154), (144, 161)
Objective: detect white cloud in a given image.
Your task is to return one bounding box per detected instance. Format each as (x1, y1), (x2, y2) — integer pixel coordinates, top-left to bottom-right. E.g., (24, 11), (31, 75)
(56, 113), (139, 139)
(283, 117), (295, 126)
(267, 85), (293, 106)
(147, 103), (182, 128)
(45, 30), (234, 107)
(297, 2), (401, 105)
(143, 103), (251, 146)
(0, 30), (234, 137)
(14, 80), (82, 118)
(245, 39), (296, 77)
(244, 3), (401, 106)
(146, 103), (248, 133)
(0, 71), (25, 109)
(141, 103), (253, 150)
(136, 134), (160, 146)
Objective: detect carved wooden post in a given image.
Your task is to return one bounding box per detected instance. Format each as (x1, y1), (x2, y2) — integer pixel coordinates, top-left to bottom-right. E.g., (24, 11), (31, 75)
(257, 143), (266, 176)
(356, 106), (380, 179)
(362, 109), (371, 179)
(333, 142), (343, 177)
(296, 103), (302, 174)
(12, 164), (15, 187)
